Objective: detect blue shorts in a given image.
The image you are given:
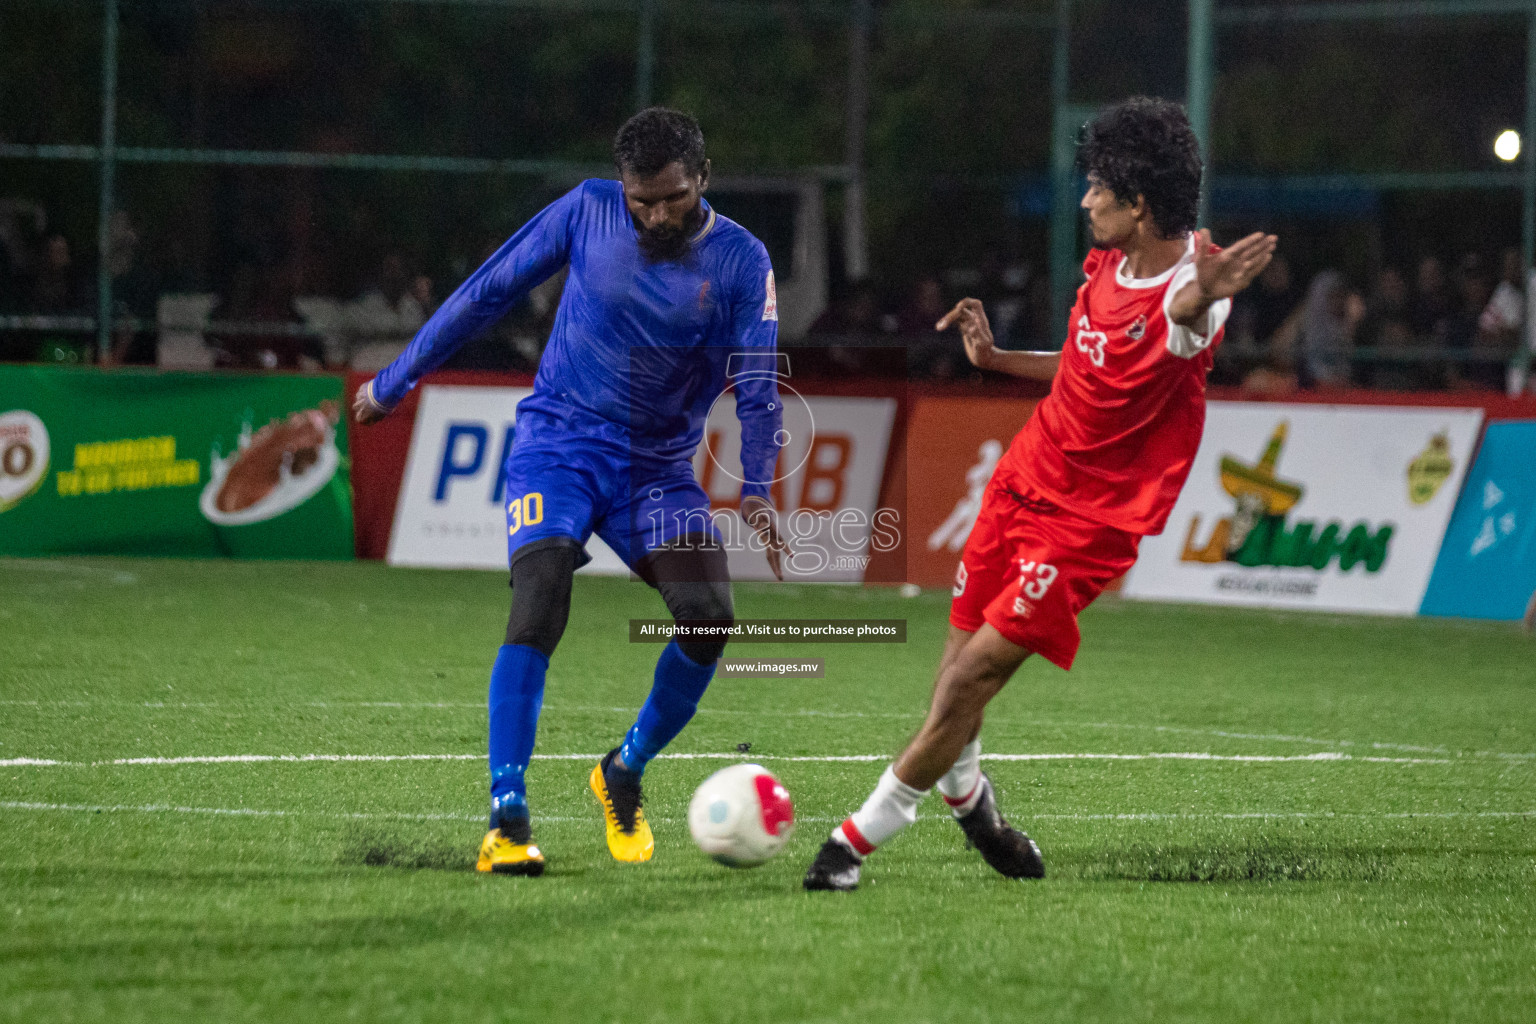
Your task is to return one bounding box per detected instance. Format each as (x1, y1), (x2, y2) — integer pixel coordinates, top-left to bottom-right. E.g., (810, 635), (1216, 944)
(502, 435), (721, 572)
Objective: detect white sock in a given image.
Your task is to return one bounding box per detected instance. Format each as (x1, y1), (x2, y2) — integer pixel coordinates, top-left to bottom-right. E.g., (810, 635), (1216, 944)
(936, 739), (984, 817)
(832, 765), (928, 857)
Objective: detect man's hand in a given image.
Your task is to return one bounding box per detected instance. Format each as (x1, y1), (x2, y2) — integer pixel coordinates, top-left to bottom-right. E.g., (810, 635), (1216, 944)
(1193, 228), (1277, 302)
(936, 298), (996, 371)
(741, 494), (791, 582)
(1168, 229), (1278, 329)
(351, 379), (393, 425)
(937, 297), (1060, 382)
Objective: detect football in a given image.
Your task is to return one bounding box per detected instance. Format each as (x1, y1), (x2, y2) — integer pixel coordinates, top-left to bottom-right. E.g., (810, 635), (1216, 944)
(687, 763), (796, 868)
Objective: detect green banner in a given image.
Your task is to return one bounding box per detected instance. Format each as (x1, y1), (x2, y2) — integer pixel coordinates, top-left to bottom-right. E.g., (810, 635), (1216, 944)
(0, 365), (353, 558)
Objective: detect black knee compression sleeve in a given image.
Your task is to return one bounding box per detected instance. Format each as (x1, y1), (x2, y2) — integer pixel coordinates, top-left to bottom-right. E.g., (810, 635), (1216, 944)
(646, 543), (734, 664)
(505, 542), (579, 658)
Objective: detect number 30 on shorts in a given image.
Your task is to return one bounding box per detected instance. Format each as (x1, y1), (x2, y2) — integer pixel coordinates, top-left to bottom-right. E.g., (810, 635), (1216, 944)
(507, 492), (545, 535)
(1016, 560), (1058, 600)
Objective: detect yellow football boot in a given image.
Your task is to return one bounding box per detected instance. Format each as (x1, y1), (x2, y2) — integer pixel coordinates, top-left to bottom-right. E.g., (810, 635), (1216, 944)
(589, 751), (654, 863)
(475, 827), (546, 876)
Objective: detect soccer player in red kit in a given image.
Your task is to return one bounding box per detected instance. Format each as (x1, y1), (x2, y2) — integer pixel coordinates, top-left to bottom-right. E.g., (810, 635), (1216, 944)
(804, 96), (1277, 890)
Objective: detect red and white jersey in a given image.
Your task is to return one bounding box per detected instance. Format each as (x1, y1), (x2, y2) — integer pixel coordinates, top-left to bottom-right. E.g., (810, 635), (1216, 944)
(1003, 236), (1230, 536)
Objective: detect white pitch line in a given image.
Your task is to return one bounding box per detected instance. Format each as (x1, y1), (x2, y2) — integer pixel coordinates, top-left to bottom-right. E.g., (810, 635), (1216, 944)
(1025, 810), (1536, 821)
(1, 801), (1531, 827)
(1076, 720), (1452, 754)
(0, 750), (1453, 769)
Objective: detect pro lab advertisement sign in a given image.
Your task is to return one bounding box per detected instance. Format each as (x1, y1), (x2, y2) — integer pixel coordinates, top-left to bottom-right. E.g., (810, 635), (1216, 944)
(1420, 420), (1536, 621)
(385, 386), (631, 570)
(386, 384), (897, 581)
(1123, 402), (1483, 615)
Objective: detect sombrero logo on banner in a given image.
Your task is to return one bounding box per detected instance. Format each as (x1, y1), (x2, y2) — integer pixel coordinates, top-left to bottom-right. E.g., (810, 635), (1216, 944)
(0, 410), (49, 514)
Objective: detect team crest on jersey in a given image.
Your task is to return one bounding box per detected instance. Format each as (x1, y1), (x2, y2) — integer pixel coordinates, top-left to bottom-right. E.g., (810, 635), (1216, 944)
(762, 270), (778, 321)
(1128, 315), (1147, 340)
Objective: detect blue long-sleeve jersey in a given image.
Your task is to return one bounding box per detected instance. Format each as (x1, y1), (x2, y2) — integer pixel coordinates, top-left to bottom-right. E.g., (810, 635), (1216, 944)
(373, 179), (782, 502)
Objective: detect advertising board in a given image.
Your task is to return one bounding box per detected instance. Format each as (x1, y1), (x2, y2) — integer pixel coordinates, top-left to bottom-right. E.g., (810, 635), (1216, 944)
(1419, 420), (1536, 621)
(899, 396), (1039, 589)
(0, 365), (352, 558)
(1122, 402), (1483, 615)
(386, 384), (897, 581)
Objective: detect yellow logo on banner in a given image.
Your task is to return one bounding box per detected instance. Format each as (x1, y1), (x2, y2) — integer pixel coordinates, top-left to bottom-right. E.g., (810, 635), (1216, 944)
(56, 435), (200, 497)
(1406, 432), (1454, 506)
(1182, 421), (1394, 573)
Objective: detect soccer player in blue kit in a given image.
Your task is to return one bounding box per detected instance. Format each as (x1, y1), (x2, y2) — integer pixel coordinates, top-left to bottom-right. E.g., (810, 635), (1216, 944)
(353, 109), (787, 875)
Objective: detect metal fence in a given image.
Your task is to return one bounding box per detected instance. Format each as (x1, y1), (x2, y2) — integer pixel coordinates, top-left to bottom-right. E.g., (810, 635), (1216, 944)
(1, 0), (1534, 389)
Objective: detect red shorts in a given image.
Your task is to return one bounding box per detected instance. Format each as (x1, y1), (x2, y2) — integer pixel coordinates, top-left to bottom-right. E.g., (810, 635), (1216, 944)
(948, 474), (1140, 670)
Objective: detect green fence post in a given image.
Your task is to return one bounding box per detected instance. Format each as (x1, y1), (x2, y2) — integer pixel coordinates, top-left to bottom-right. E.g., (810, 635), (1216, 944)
(635, 0), (656, 111)
(843, 0), (871, 282)
(1048, 0), (1075, 345)
(1519, 3), (1536, 394)
(1188, 0), (1214, 227)
(95, 0), (119, 363)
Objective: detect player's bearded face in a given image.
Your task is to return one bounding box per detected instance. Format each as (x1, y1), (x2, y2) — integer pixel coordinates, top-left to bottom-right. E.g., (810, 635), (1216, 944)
(622, 161), (709, 263)
(634, 205), (704, 262)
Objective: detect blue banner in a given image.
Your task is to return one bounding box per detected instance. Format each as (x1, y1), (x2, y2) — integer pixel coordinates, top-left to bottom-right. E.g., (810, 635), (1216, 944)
(1420, 421), (1536, 621)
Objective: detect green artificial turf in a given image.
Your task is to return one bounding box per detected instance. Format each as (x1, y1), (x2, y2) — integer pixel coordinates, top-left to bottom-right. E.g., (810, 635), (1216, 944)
(1, 557), (1533, 1023)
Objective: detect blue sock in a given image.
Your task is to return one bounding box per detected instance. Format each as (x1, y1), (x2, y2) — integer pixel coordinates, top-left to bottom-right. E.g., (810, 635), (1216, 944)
(616, 641), (715, 776)
(488, 644), (548, 824)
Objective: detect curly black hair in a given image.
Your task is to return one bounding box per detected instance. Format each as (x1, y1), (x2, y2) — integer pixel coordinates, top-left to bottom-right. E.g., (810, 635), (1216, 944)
(613, 107), (706, 178)
(1077, 96), (1202, 239)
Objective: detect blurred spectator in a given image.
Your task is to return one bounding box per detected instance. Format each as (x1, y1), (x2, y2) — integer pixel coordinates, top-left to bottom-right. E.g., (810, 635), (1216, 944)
(807, 279), (884, 374)
(1408, 255), (1452, 344)
(0, 199), (47, 313)
(29, 233), (94, 364)
(1296, 270), (1363, 389)
(1479, 248), (1524, 346)
(104, 211), (163, 366)
(1355, 267), (1423, 390)
(985, 263), (1032, 347)
(333, 251), (429, 368)
(440, 237), (543, 372)
(1445, 255), (1498, 390)
(0, 199), (49, 361)
(808, 279), (880, 337)
(354, 252), (427, 335)
(1231, 254), (1299, 347)
(896, 274), (960, 378)
(30, 234), (87, 315)
(409, 273), (437, 319)
(1225, 254), (1300, 387)
(210, 261), (309, 370)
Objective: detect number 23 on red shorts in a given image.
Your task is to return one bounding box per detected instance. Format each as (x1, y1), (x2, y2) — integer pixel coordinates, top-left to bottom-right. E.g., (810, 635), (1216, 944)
(949, 479), (1140, 671)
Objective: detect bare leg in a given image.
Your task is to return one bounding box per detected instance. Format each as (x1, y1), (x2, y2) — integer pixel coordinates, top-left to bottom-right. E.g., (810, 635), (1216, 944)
(932, 625), (986, 746)
(893, 624), (1029, 791)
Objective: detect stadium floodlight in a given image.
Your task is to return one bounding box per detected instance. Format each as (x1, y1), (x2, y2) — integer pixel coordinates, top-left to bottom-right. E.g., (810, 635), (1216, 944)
(1495, 129), (1521, 163)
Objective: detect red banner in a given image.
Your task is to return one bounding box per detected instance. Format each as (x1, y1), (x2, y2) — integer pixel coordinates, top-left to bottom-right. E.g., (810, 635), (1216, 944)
(899, 396), (1038, 588)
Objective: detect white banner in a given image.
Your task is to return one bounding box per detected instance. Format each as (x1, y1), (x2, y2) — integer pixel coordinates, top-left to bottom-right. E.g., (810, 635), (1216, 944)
(1122, 402), (1484, 615)
(387, 385), (896, 581)
(387, 386), (633, 571)
(693, 392), (897, 582)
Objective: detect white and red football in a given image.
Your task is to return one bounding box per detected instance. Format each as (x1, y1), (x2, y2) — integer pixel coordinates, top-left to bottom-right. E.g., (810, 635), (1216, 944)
(687, 763), (795, 868)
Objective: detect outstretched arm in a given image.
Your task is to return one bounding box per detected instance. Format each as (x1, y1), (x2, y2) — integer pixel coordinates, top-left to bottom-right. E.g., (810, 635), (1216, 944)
(937, 298), (1060, 382)
(354, 184), (585, 423)
(729, 255), (791, 580)
(1167, 229), (1278, 331)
